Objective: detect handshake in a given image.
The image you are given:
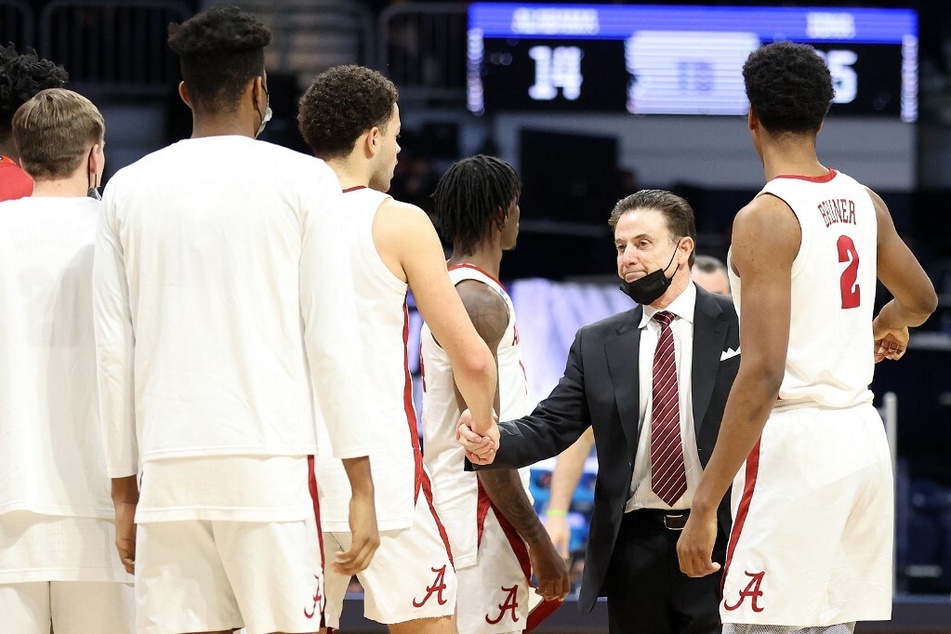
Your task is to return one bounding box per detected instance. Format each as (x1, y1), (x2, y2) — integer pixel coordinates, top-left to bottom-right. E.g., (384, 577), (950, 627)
(455, 409), (501, 465)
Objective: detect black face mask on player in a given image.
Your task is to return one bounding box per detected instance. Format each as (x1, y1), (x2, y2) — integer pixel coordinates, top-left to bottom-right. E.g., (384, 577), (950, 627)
(619, 240), (681, 305)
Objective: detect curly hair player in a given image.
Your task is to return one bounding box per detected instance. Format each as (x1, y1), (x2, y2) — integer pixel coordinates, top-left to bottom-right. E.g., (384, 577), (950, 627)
(297, 65), (499, 634)
(677, 40), (937, 634)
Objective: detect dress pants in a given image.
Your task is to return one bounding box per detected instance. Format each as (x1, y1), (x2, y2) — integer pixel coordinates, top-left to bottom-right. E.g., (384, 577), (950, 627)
(604, 509), (726, 634)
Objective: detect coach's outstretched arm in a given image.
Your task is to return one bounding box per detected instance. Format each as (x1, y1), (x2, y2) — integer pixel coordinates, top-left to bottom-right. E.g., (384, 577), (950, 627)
(460, 328), (592, 468)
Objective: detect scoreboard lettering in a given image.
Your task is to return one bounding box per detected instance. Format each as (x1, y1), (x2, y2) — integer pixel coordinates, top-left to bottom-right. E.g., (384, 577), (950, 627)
(467, 3), (918, 121)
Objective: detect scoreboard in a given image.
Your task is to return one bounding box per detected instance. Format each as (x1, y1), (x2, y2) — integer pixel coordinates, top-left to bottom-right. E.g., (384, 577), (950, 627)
(467, 3), (918, 121)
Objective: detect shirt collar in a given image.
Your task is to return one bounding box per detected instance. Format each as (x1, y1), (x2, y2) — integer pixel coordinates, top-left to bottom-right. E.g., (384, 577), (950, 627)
(638, 281), (697, 329)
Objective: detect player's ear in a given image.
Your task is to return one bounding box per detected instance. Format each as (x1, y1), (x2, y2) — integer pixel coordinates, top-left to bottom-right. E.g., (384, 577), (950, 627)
(178, 81), (192, 109)
(494, 205), (508, 232)
(89, 143), (105, 182)
(364, 127), (380, 158)
(252, 76), (266, 107)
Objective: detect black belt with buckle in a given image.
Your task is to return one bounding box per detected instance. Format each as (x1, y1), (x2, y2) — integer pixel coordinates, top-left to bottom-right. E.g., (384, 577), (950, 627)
(631, 508), (690, 531)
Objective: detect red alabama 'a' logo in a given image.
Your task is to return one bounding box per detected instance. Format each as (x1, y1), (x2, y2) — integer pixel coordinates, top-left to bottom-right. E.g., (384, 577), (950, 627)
(723, 570), (765, 613)
(413, 565), (449, 607)
(485, 585), (520, 624)
(303, 573), (323, 619)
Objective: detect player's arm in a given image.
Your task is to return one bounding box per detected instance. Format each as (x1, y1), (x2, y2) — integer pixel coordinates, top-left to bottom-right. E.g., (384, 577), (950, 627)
(867, 188), (937, 361)
(336, 456), (376, 575)
(478, 468), (570, 601)
(545, 427), (595, 559)
(378, 201), (498, 442)
(300, 168), (378, 574)
(454, 281), (570, 601)
(111, 476), (138, 574)
(93, 183), (139, 574)
(677, 194), (798, 578)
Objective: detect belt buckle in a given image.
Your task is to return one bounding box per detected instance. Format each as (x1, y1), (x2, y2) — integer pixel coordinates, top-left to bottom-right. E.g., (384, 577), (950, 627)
(663, 513), (687, 531)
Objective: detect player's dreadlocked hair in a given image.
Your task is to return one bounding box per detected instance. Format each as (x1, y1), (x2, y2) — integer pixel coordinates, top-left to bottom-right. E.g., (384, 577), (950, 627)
(431, 154), (521, 256)
(167, 6), (271, 113)
(0, 43), (68, 143)
(298, 65), (398, 160)
(743, 41), (832, 134)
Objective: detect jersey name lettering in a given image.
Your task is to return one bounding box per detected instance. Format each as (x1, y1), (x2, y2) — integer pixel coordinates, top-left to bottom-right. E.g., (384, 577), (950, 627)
(818, 198), (856, 228)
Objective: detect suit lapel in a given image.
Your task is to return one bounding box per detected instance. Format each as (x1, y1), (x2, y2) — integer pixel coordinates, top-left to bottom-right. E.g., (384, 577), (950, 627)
(605, 307), (642, 457)
(691, 290), (728, 439)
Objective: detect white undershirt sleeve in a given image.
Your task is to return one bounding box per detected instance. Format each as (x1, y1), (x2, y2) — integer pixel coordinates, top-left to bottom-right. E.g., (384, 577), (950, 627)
(93, 188), (138, 478)
(299, 171), (371, 459)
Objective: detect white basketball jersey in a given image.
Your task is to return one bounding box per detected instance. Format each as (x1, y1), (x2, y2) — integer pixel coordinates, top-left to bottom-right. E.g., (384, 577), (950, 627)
(314, 187), (418, 531)
(729, 169), (877, 408)
(420, 264), (532, 568)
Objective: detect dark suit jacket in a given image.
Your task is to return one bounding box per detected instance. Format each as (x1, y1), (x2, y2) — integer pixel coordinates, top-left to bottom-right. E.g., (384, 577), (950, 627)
(478, 285), (740, 613)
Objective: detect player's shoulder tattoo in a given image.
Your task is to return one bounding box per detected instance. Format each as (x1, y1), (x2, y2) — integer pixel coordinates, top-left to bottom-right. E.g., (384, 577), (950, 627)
(457, 280), (509, 347)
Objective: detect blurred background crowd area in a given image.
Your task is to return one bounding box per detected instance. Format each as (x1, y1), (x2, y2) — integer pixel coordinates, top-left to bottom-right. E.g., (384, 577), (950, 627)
(5, 0), (951, 599)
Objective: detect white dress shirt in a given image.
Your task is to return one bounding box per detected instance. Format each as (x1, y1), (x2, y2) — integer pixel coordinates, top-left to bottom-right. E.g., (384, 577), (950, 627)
(626, 281), (704, 511)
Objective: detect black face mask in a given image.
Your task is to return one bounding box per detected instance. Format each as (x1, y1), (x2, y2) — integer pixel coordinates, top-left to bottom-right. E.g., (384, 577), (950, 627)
(619, 242), (680, 305)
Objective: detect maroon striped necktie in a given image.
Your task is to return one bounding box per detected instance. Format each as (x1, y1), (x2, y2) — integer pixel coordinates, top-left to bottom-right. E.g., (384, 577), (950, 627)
(650, 311), (687, 506)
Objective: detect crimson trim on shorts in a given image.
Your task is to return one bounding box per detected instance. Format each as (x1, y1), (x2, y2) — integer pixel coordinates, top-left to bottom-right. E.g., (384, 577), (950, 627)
(773, 168), (837, 183)
(721, 438), (762, 592)
(307, 455), (328, 628)
(448, 262), (507, 290)
(477, 479), (563, 631)
(402, 303), (455, 566)
(525, 594), (563, 632)
(341, 185), (367, 193)
(476, 479), (492, 548)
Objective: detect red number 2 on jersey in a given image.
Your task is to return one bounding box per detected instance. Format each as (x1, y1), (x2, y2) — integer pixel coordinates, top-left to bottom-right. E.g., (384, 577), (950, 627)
(837, 235), (860, 309)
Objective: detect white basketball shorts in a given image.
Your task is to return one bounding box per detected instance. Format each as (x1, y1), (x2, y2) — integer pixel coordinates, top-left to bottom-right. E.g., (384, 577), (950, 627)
(0, 580), (134, 634)
(721, 402), (893, 627)
(136, 514), (325, 634)
(456, 494), (561, 634)
(322, 486), (456, 628)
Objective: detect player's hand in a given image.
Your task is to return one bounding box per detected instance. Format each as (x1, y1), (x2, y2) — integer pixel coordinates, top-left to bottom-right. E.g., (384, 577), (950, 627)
(529, 539), (571, 602)
(336, 491), (380, 576)
(543, 512), (571, 560)
(872, 317), (909, 363)
(676, 510), (721, 578)
(113, 500), (137, 575)
(456, 411), (498, 465)
(458, 408), (500, 443)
